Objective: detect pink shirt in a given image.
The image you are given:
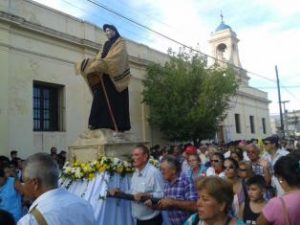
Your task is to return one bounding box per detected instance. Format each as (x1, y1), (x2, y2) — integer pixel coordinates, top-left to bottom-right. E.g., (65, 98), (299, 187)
(263, 191), (300, 225)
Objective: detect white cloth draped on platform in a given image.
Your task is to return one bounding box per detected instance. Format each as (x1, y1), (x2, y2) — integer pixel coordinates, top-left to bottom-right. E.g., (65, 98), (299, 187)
(60, 172), (134, 225)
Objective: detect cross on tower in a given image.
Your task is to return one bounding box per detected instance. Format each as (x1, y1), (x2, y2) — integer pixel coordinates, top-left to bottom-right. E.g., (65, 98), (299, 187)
(220, 11), (224, 23)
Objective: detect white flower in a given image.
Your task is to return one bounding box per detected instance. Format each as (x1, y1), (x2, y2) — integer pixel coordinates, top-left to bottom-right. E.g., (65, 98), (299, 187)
(123, 161), (130, 167)
(113, 158), (121, 165)
(90, 160), (97, 167)
(64, 166), (72, 174)
(75, 167), (82, 178)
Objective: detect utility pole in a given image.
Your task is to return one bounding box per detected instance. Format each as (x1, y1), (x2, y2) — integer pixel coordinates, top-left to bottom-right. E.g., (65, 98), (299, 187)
(275, 65), (285, 138)
(282, 100), (290, 136)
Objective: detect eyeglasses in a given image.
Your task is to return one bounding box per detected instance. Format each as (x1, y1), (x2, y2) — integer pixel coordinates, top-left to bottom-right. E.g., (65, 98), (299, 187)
(247, 151), (256, 155)
(22, 177), (36, 185)
(211, 160), (220, 163)
(224, 165), (235, 170)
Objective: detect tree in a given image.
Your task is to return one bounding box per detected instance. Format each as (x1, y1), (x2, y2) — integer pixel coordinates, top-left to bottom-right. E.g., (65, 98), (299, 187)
(142, 49), (238, 145)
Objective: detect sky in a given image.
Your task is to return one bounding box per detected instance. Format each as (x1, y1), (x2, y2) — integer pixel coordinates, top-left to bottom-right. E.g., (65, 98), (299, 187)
(32, 0), (300, 115)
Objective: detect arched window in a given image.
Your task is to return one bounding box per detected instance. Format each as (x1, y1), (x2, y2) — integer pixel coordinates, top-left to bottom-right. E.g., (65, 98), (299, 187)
(217, 43), (227, 59)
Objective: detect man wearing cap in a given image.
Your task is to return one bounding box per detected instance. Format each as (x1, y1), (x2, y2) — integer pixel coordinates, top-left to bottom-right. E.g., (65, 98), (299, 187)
(262, 135), (289, 196)
(180, 146), (197, 174)
(76, 24), (131, 132)
(10, 150), (18, 162)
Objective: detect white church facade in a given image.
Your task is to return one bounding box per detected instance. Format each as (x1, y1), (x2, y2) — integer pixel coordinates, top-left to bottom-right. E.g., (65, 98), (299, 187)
(0, 0), (271, 158)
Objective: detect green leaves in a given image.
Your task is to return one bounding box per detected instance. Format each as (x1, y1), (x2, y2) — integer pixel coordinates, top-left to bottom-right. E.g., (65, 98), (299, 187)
(142, 49), (238, 144)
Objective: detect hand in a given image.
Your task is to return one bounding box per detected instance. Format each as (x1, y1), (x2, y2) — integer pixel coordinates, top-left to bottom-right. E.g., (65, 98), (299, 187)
(108, 188), (121, 196)
(157, 198), (173, 210)
(144, 199), (154, 208)
(133, 193), (149, 202)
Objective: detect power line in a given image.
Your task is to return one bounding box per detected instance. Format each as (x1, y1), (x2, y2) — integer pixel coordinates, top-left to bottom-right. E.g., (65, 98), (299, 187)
(281, 86), (300, 103)
(58, 0), (299, 95)
(83, 0), (300, 103)
(60, 0), (155, 44)
(96, 0), (179, 31)
(86, 0), (278, 83)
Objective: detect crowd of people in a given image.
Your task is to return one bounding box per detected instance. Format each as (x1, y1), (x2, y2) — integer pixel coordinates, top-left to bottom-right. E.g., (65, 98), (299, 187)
(0, 148), (67, 224)
(108, 135), (300, 225)
(1, 135), (300, 225)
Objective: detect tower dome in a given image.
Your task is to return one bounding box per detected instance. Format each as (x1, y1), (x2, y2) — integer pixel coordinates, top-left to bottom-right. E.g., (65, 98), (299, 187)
(215, 13), (232, 32)
(215, 21), (232, 32)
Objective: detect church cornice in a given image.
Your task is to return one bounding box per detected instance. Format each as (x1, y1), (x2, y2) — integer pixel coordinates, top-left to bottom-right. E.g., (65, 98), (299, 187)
(236, 89), (271, 104)
(209, 34), (239, 43)
(0, 11), (157, 68)
(0, 11), (102, 50)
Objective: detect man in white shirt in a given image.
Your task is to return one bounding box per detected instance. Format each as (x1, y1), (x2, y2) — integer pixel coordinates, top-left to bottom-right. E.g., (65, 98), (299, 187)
(18, 153), (95, 225)
(111, 144), (164, 225)
(262, 135), (289, 196)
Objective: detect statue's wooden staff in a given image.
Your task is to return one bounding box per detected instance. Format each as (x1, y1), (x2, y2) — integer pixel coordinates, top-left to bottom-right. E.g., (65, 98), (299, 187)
(99, 76), (119, 132)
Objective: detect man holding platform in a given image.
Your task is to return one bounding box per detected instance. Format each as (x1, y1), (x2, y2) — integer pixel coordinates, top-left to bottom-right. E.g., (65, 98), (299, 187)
(76, 24), (131, 132)
(145, 155), (197, 225)
(110, 144), (164, 225)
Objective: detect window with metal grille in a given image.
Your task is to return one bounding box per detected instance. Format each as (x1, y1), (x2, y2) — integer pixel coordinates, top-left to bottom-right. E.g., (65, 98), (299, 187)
(250, 115), (255, 134)
(33, 82), (63, 131)
(235, 113), (241, 134)
(262, 118), (266, 134)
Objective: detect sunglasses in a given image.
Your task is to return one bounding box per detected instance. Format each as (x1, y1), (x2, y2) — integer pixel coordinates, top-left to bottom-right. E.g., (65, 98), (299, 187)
(239, 168), (248, 172)
(264, 142), (271, 145)
(211, 160), (220, 163)
(224, 165), (235, 170)
(247, 151), (256, 154)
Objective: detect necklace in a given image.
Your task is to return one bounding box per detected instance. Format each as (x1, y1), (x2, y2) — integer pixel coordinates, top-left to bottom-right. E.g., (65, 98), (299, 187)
(198, 216), (232, 225)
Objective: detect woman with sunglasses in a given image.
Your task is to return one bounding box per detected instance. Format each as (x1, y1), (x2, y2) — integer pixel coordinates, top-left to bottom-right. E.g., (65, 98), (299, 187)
(206, 152), (225, 178)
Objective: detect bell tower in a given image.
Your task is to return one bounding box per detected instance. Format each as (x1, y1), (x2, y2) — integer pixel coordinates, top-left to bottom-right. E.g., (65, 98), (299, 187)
(209, 14), (249, 85)
(209, 14), (242, 67)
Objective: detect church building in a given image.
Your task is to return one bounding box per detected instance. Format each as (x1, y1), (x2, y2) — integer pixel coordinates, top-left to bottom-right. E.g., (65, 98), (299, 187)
(0, 0), (270, 157)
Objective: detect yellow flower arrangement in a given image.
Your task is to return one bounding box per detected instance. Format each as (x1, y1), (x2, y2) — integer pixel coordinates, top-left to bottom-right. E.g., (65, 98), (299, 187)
(61, 155), (159, 182)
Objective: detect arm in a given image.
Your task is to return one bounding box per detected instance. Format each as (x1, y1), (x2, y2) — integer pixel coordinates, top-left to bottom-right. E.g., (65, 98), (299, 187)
(260, 159), (272, 186)
(87, 39), (127, 75)
(238, 202), (244, 219)
(157, 176), (197, 212)
(157, 198), (197, 211)
(151, 169), (164, 198)
(257, 197), (279, 225)
(256, 213), (271, 225)
(134, 168), (164, 202)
